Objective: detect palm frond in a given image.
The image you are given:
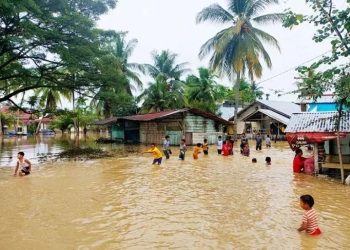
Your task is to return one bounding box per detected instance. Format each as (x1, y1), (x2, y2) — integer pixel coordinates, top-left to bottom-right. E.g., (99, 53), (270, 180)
(196, 3), (234, 25)
(126, 69), (143, 91)
(124, 38), (138, 59)
(246, 0), (280, 18)
(198, 27), (231, 60)
(128, 63), (146, 74)
(252, 13), (286, 25)
(252, 27), (280, 51)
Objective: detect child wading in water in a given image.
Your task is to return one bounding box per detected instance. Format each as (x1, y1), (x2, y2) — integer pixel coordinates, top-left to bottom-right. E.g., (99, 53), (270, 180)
(193, 143), (202, 159)
(217, 136), (223, 155)
(179, 139), (187, 160)
(266, 135), (271, 148)
(298, 195), (321, 236)
(243, 143), (250, 157)
(202, 139), (209, 155)
(142, 143), (163, 165)
(14, 152), (32, 176)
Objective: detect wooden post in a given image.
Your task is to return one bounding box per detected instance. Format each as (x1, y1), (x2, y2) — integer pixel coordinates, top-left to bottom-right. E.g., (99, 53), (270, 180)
(314, 143), (319, 176)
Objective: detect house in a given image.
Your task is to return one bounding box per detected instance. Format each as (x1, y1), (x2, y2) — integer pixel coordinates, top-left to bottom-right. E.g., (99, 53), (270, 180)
(0, 106), (33, 134)
(218, 102), (242, 135)
(285, 112), (350, 175)
(228, 100), (301, 138)
(297, 94), (349, 112)
(95, 108), (233, 145)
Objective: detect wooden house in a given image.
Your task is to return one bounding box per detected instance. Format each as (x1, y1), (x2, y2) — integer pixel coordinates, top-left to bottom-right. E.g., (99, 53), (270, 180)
(95, 108), (233, 145)
(229, 100), (300, 139)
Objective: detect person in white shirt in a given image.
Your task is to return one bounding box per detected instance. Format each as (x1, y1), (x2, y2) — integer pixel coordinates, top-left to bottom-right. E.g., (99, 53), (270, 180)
(266, 134), (271, 148)
(163, 135), (171, 159)
(217, 136), (223, 155)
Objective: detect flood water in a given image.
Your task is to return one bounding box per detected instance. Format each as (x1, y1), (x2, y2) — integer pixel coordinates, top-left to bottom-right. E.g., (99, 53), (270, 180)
(1, 135), (350, 250)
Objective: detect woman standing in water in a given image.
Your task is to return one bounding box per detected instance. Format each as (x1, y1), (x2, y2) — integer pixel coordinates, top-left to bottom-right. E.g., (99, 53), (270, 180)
(293, 149), (307, 173)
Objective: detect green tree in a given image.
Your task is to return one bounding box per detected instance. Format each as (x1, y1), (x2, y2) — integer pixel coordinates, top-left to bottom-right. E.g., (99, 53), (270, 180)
(283, 0), (350, 183)
(0, 0), (119, 105)
(112, 33), (146, 96)
(144, 50), (191, 84)
(49, 113), (74, 135)
(185, 67), (226, 114)
(138, 79), (186, 113)
(196, 0), (284, 139)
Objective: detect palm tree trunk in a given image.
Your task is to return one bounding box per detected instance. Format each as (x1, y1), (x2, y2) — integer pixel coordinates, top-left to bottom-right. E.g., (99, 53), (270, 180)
(35, 113), (45, 134)
(336, 100), (345, 184)
(0, 114), (2, 136)
(234, 71), (241, 140)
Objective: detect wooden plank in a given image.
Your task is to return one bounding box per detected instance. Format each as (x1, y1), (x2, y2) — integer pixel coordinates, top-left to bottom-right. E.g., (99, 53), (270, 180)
(322, 163), (350, 169)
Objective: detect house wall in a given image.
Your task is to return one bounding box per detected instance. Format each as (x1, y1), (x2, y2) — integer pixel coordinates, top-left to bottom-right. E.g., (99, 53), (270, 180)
(236, 103), (262, 135)
(330, 134), (350, 155)
(137, 113), (226, 145)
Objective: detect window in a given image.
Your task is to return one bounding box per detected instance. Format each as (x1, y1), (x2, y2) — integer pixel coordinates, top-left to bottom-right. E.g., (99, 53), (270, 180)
(17, 127), (23, 132)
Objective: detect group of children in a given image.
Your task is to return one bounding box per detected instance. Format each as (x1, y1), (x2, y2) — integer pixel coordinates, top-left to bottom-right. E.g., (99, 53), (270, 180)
(142, 136), (321, 236)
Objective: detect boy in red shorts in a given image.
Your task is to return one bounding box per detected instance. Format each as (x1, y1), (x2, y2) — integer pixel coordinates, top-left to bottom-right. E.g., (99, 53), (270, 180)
(297, 194), (321, 235)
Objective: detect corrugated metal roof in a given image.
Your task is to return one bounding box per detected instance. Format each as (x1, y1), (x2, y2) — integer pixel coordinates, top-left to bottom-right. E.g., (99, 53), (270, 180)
(285, 112), (350, 133)
(94, 117), (118, 125)
(120, 109), (188, 121)
(296, 94), (335, 104)
(121, 108), (233, 125)
(95, 108), (233, 126)
(242, 109), (290, 125)
(218, 106), (243, 121)
(257, 100), (301, 116)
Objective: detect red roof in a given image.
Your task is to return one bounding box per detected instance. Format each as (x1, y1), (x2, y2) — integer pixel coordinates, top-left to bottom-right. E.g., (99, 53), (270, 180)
(120, 108), (233, 125)
(0, 106), (33, 122)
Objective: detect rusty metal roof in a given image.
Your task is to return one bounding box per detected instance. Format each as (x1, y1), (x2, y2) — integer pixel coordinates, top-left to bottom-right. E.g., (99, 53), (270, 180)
(94, 117), (118, 125)
(285, 112), (350, 133)
(120, 108), (233, 125)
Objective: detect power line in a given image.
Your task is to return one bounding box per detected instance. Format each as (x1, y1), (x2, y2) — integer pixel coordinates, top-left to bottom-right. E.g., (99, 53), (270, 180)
(256, 50), (332, 85)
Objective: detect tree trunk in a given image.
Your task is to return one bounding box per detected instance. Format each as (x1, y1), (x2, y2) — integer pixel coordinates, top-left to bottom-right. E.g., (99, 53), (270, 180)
(336, 100), (345, 184)
(35, 116), (43, 134)
(0, 115), (2, 136)
(233, 71), (241, 141)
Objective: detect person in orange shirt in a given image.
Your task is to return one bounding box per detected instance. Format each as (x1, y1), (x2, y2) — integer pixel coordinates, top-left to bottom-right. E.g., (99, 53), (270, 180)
(193, 143), (202, 159)
(142, 143), (163, 165)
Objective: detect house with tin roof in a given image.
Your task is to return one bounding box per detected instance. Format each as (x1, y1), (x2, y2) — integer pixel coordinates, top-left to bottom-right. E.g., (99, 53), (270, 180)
(228, 100), (300, 138)
(285, 111), (350, 175)
(95, 108), (233, 145)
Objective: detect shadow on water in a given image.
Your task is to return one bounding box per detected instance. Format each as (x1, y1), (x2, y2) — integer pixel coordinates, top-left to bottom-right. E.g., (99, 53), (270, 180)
(0, 137), (350, 249)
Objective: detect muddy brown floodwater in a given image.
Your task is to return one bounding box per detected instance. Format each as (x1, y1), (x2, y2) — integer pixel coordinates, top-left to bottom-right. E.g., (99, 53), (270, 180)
(0, 138), (350, 249)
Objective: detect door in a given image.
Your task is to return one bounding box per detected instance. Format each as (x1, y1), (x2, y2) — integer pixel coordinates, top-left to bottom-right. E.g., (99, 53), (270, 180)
(185, 132), (193, 146)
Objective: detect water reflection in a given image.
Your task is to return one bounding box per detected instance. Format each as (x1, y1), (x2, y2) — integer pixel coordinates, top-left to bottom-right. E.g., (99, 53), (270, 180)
(0, 137), (349, 249)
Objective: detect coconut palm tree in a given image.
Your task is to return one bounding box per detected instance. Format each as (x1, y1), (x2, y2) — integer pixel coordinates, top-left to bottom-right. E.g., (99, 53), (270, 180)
(249, 81), (264, 100)
(138, 79), (186, 113)
(113, 33), (146, 96)
(196, 0), (284, 139)
(185, 67), (220, 103)
(144, 50), (191, 85)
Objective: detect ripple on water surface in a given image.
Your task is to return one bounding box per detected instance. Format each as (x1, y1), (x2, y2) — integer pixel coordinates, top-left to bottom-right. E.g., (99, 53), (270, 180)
(0, 141), (350, 249)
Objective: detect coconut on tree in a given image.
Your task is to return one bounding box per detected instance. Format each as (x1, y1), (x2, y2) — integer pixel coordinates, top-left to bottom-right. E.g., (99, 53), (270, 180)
(196, 0), (284, 139)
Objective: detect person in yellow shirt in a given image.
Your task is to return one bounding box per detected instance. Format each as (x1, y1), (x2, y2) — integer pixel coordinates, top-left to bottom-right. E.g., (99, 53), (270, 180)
(193, 143), (202, 159)
(142, 143), (163, 165)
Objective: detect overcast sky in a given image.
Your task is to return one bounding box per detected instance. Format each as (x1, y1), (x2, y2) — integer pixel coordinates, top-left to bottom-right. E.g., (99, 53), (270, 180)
(97, 0), (347, 102)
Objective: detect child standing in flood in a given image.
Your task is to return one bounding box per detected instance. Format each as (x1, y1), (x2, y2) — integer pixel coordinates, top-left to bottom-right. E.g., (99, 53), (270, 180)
(298, 194), (321, 235)
(202, 139), (209, 155)
(142, 143), (163, 165)
(179, 139), (187, 160)
(14, 152), (32, 176)
(266, 135), (271, 148)
(217, 136), (223, 155)
(243, 143), (250, 157)
(193, 143), (202, 159)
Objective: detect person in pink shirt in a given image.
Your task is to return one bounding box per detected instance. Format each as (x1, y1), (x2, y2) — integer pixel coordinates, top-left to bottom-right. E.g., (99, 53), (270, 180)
(297, 194), (321, 235)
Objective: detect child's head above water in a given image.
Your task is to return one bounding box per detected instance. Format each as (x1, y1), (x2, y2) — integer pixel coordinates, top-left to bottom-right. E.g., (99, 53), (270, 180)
(265, 156), (271, 164)
(252, 158), (257, 163)
(300, 194), (314, 210)
(204, 138), (207, 143)
(196, 143), (201, 147)
(180, 139), (186, 144)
